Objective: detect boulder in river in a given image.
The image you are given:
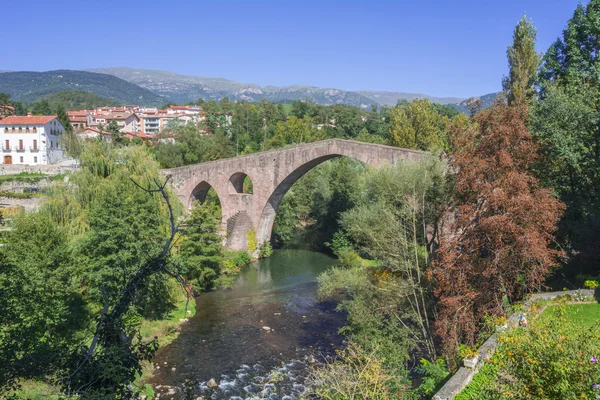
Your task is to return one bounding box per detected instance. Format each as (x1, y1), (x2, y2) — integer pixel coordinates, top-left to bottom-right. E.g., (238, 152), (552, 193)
(262, 326), (271, 331)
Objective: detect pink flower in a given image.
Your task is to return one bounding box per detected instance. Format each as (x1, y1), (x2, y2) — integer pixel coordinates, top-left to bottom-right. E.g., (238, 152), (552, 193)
(592, 356), (598, 363)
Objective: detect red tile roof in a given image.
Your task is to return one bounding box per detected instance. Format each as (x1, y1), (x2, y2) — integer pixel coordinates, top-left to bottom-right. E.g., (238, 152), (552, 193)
(0, 115), (57, 125)
(78, 127), (111, 136)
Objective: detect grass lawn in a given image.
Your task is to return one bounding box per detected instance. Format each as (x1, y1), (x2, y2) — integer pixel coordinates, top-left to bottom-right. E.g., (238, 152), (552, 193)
(536, 302), (600, 328)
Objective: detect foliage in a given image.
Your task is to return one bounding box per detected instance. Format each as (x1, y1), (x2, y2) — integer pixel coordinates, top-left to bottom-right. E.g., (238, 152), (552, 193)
(387, 99), (449, 150)
(502, 15), (540, 106)
(584, 280), (599, 289)
(337, 157), (451, 360)
(327, 230), (353, 256)
(39, 90), (120, 110)
(491, 306), (599, 398)
(429, 106), (565, 355)
(535, 0), (600, 277)
(177, 201), (223, 294)
(0, 190), (38, 199)
(413, 358), (451, 397)
(55, 104), (72, 134)
(154, 124), (235, 168)
(269, 115), (325, 148)
(307, 342), (402, 400)
(0, 213), (89, 394)
(258, 240), (273, 258)
(246, 229), (257, 253)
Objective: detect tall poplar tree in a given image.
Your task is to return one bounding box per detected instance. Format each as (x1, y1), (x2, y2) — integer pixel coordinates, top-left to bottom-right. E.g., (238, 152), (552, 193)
(503, 15), (540, 106)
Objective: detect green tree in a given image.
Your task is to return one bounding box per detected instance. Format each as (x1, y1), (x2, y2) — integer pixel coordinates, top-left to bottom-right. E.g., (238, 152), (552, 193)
(31, 99), (52, 115)
(177, 201), (223, 293)
(0, 92), (10, 105)
(502, 15), (540, 106)
(55, 104), (73, 134)
(106, 120), (123, 143)
(269, 116), (325, 148)
(387, 99), (449, 150)
(535, 0), (600, 275)
(0, 213), (88, 392)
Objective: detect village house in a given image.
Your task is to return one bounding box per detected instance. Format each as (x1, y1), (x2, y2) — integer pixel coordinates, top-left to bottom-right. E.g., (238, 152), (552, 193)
(76, 126), (112, 142)
(68, 110), (93, 131)
(0, 115), (65, 165)
(91, 111), (140, 133)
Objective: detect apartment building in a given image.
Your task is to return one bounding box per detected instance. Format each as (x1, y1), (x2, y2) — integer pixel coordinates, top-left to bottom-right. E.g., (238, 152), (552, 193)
(0, 115), (65, 165)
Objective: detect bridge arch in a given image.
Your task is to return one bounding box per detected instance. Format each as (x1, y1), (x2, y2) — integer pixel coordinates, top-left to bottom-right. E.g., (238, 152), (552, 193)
(256, 154), (342, 245)
(229, 172), (253, 194)
(189, 180), (222, 208)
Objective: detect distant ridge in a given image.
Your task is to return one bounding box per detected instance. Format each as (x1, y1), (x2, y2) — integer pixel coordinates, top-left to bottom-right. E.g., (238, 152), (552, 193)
(88, 67), (472, 107)
(0, 70), (166, 106)
(356, 90), (465, 106)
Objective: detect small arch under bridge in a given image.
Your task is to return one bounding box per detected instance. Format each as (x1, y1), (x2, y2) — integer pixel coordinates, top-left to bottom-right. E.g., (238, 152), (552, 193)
(163, 139), (425, 251)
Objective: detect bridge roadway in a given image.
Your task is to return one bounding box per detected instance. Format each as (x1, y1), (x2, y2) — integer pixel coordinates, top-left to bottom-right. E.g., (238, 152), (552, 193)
(162, 139), (424, 251)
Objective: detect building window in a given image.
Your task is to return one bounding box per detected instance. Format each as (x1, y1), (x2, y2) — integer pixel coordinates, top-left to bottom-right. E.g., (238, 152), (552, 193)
(18, 127), (22, 133)
(18, 140), (23, 150)
(4, 140), (8, 150)
(19, 156), (23, 163)
(33, 139), (37, 150)
(25, 127), (30, 133)
(33, 127), (37, 133)
(34, 156), (37, 163)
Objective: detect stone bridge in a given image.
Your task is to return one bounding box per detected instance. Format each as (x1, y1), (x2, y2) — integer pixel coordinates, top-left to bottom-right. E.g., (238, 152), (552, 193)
(163, 139), (424, 251)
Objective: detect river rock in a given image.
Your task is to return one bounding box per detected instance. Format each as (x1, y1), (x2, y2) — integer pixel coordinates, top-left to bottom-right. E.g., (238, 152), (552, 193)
(171, 367), (176, 371)
(179, 318), (189, 322)
(206, 378), (218, 388)
(262, 326), (271, 331)
(274, 312), (281, 316)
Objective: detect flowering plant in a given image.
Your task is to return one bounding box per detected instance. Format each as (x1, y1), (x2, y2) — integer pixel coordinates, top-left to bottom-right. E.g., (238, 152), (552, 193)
(488, 305), (600, 398)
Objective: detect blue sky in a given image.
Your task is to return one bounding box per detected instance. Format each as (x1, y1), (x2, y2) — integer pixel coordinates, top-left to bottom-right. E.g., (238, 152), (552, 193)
(3, 0), (583, 98)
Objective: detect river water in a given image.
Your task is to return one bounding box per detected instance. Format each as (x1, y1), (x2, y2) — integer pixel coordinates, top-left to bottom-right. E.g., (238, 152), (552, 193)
(150, 239), (346, 399)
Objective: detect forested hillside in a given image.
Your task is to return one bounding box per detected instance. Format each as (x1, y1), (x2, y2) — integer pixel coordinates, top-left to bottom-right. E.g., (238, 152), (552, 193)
(0, 70), (165, 106)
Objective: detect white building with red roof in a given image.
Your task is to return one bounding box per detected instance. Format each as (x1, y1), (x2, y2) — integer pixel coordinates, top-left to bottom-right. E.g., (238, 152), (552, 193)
(0, 115), (65, 165)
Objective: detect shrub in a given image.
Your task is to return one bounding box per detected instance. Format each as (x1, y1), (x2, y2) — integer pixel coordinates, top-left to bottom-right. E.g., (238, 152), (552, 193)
(413, 358), (450, 397)
(307, 342), (399, 400)
(327, 231), (353, 256)
(246, 229), (257, 253)
(487, 304), (600, 398)
(584, 280), (599, 289)
(258, 240), (273, 258)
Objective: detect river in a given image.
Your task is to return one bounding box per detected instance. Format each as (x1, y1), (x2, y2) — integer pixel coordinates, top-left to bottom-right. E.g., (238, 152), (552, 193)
(150, 238), (346, 399)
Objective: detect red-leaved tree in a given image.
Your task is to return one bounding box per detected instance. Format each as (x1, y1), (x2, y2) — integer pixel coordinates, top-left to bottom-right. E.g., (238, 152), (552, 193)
(428, 105), (564, 354)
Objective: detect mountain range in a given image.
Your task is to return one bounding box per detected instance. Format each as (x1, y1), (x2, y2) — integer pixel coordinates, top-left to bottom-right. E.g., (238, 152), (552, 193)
(0, 67), (498, 109)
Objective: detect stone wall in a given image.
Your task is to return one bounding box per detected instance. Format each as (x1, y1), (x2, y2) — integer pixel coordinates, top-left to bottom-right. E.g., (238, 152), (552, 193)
(0, 164), (77, 176)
